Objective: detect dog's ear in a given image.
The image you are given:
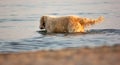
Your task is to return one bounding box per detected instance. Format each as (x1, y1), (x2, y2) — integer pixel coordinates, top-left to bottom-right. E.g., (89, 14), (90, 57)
(40, 16), (46, 29)
(40, 16), (44, 23)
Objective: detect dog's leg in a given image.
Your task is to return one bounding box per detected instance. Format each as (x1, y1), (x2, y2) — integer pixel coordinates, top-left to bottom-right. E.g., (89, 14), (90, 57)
(68, 22), (85, 33)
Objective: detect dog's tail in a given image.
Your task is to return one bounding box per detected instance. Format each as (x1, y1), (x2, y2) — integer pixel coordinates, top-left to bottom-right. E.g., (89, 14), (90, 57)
(81, 16), (104, 27)
(96, 16), (104, 22)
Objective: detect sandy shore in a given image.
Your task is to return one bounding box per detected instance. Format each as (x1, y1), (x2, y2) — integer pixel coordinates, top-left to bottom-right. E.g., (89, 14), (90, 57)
(0, 44), (120, 65)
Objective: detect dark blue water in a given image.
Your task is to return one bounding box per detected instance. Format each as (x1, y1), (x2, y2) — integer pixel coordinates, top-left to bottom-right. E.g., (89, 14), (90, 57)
(0, 0), (120, 52)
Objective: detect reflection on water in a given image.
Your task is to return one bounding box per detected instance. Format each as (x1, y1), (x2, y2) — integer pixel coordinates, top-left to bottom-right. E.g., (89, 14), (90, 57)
(0, 0), (120, 52)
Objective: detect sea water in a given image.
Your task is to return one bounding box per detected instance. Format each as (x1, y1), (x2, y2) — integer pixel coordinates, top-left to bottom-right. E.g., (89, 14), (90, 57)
(0, 0), (120, 52)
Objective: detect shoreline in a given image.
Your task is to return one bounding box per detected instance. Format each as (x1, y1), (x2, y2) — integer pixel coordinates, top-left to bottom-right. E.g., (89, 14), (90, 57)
(0, 44), (120, 65)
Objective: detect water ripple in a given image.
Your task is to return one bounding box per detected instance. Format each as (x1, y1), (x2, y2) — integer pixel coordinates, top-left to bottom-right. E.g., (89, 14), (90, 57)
(0, 29), (119, 53)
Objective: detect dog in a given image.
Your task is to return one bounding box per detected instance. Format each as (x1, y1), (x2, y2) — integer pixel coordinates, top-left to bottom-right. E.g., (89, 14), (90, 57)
(40, 15), (104, 33)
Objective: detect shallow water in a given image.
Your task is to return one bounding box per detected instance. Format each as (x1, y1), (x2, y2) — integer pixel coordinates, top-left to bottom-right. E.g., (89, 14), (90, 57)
(0, 0), (120, 52)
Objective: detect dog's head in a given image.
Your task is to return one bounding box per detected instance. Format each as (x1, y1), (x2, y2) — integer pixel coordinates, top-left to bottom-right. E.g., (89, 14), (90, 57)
(40, 16), (47, 29)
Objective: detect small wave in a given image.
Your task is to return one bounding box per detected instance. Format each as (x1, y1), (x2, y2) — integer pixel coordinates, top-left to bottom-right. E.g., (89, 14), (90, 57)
(77, 12), (109, 15)
(0, 19), (36, 22)
(0, 26), (14, 28)
(37, 30), (47, 35)
(50, 13), (59, 15)
(87, 29), (120, 34)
